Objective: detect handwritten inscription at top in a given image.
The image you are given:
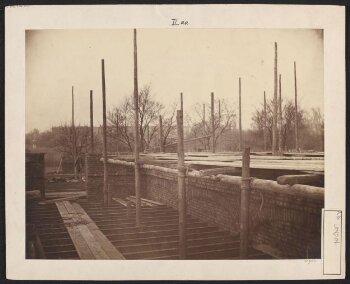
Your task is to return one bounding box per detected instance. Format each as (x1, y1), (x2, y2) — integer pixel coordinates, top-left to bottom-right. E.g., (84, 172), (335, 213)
(171, 19), (189, 26)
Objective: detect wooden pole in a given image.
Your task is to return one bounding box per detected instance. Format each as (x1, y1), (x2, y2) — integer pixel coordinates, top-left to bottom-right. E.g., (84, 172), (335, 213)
(177, 109), (187, 259)
(294, 61), (299, 151)
(263, 91), (267, 151)
(272, 42), (278, 155)
(71, 86), (77, 179)
(180, 92), (183, 111)
(203, 104), (206, 150)
(180, 92), (184, 112)
(218, 99), (221, 127)
(278, 74), (283, 153)
(211, 92), (215, 153)
(133, 29), (141, 227)
(116, 111), (119, 155)
(239, 77), (242, 151)
(159, 115), (164, 152)
(240, 147), (250, 259)
(84, 154), (89, 200)
(89, 90), (94, 154)
(101, 59), (110, 206)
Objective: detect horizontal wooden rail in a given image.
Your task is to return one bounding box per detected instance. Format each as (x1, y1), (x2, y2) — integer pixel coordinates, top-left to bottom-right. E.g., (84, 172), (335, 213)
(276, 174), (323, 185)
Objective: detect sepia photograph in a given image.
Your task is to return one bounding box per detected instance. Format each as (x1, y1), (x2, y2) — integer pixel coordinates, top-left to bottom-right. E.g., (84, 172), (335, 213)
(5, 4), (345, 280)
(25, 28), (324, 260)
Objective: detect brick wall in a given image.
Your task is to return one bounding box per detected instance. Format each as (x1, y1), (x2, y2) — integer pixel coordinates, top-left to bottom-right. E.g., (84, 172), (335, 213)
(85, 157), (324, 258)
(85, 154), (135, 199)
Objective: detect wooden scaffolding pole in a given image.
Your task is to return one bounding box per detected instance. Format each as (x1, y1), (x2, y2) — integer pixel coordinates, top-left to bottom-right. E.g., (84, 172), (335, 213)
(177, 109), (187, 259)
(71, 86), (77, 179)
(239, 77), (242, 151)
(240, 147), (250, 259)
(180, 92), (183, 111)
(218, 99), (221, 127)
(263, 91), (267, 151)
(294, 61), (299, 151)
(159, 115), (164, 152)
(101, 59), (110, 206)
(278, 74), (283, 153)
(116, 111), (119, 155)
(203, 103), (207, 150)
(133, 29), (141, 227)
(89, 90), (94, 154)
(272, 42), (278, 155)
(211, 92), (215, 153)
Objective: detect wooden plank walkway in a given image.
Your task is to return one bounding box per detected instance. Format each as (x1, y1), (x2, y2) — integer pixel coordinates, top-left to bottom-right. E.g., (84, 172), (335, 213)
(56, 201), (125, 259)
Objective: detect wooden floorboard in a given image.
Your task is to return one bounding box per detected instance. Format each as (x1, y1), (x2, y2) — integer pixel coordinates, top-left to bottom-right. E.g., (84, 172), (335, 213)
(71, 202), (125, 260)
(63, 201), (109, 259)
(56, 201), (95, 259)
(56, 201), (124, 259)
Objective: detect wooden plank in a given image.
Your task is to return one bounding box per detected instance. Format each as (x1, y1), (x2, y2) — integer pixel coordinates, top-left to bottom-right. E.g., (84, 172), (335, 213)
(112, 197), (129, 207)
(45, 191), (86, 198)
(72, 202), (125, 259)
(197, 167), (240, 177)
(55, 201), (95, 259)
(63, 201), (109, 259)
(40, 195), (84, 205)
(276, 174), (323, 185)
(126, 196), (155, 207)
(108, 152), (324, 172)
(130, 196), (164, 206)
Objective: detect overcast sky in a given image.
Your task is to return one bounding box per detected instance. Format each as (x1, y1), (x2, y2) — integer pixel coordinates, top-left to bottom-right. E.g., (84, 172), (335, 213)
(26, 28), (323, 133)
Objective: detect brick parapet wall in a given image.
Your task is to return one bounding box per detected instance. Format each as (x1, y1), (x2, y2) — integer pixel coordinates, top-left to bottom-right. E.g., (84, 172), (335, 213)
(85, 157), (324, 258)
(85, 154), (135, 199)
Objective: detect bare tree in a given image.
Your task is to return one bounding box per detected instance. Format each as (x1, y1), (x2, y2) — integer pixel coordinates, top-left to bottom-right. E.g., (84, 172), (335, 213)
(187, 99), (236, 151)
(161, 102), (177, 149)
(108, 85), (170, 152)
(305, 107), (324, 151)
(52, 123), (90, 173)
(108, 101), (134, 152)
(251, 99), (308, 151)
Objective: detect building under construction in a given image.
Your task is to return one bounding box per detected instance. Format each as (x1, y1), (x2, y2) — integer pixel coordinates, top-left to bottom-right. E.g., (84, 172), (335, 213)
(25, 29), (324, 260)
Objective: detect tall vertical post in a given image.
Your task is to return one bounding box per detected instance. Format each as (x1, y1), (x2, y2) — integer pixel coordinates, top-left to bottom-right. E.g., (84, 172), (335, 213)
(89, 90), (94, 154)
(294, 61), (299, 151)
(177, 109), (187, 259)
(101, 59), (110, 206)
(278, 74), (283, 153)
(211, 92), (215, 153)
(263, 91), (267, 151)
(239, 77), (242, 151)
(218, 99), (221, 127)
(133, 29), (141, 227)
(180, 92), (183, 111)
(116, 111), (119, 155)
(159, 115), (164, 152)
(71, 86), (77, 179)
(203, 103), (206, 150)
(272, 42), (278, 155)
(84, 154), (89, 199)
(240, 147), (250, 259)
